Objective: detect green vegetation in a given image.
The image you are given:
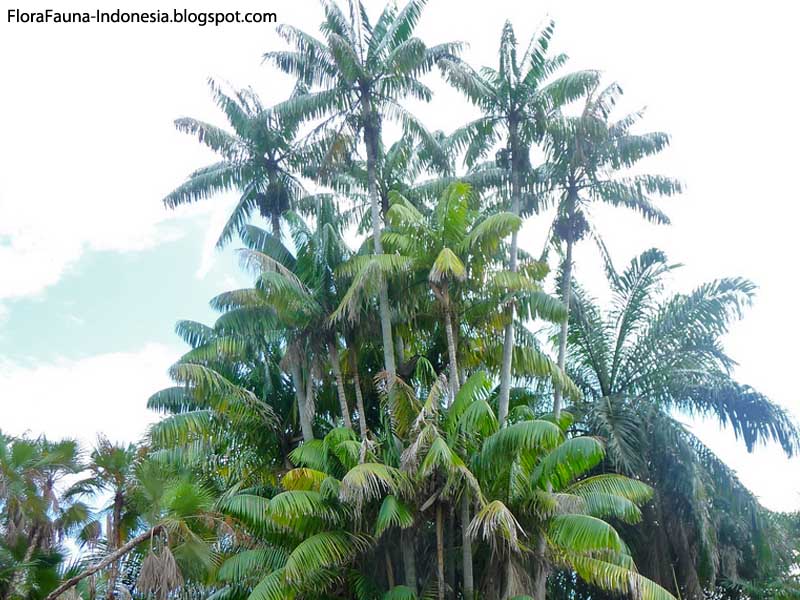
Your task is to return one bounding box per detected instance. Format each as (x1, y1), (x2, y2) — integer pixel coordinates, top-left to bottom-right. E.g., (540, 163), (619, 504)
(2, 2), (798, 600)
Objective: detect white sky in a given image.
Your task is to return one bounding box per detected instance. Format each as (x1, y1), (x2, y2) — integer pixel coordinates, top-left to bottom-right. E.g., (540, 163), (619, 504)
(1, 0), (799, 511)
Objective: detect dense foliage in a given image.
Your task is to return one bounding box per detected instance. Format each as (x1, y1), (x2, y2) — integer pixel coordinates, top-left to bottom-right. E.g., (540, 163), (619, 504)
(2, 2), (798, 600)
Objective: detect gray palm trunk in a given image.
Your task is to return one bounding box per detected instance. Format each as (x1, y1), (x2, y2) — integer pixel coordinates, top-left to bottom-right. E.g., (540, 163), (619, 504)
(347, 346), (369, 445)
(552, 195), (577, 419)
(461, 493), (475, 600)
(444, 302), (459, 404)
(289, 359), (314, 443)
(497, 122), (522, 426)
(363, 100), (396, 380)
(402, 529), (417, 594)
(436, 503), (446, 600)
(327, 339), (352, 429)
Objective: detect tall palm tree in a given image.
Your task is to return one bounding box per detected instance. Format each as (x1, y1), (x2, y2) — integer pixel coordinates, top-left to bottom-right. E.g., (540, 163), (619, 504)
(442, 20), (598, 425)
(564, 248), (798, 597)
(164, 79), (306, 243)
(264, 0), (461, 379)
(544, 82), (681, 417)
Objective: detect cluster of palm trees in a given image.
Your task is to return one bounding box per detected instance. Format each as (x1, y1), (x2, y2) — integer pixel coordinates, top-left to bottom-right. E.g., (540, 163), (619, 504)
(3, 1), (799, 599)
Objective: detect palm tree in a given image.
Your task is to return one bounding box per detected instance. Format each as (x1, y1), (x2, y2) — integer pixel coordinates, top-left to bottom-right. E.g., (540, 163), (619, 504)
(544, 82), (681, 417)
(164, 79), (306, 243)
(66, 437), (140, 600)
(442, 20), (598, 425)
(564, 248), (798, 596)
(379, 182), (568, 404)
(0, 435), (86, 600)
(215, 200), (363, 441)
(264, 0), (461, 379)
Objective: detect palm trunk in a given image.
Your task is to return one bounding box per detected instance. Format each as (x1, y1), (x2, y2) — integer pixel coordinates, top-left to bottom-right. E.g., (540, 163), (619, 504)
(289, 358), (314, 443)
(402, 529), (417, 594)
(45, 526), (163, 600)
(436, 503), (446, 600)
(384, 546), (396, 588)
(363, 99), (396, 380)
(497, 121), (522, 425)
(443, 300), (459, 405)
(347, 344), (369, 445)
(8, 526), (41, 599)
(553, 201), (576, 419)
(461, 494), (474, 600)
(271, 211), (281, 239)
(532, 534), (549, 599)
(105, 493), (124, 600)
(327, 339), (352, 429)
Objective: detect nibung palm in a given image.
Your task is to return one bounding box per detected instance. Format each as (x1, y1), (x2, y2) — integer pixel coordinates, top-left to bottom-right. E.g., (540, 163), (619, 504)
(265, 0), (461, 379)
(164, 79), (307, 243)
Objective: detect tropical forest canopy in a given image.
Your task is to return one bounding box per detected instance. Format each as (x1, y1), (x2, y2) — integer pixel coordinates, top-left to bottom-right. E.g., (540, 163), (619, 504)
(2, 2), (799, 600)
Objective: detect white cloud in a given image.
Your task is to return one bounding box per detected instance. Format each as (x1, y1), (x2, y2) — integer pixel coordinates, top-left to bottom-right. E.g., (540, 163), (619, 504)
(0, 344), (178, 447)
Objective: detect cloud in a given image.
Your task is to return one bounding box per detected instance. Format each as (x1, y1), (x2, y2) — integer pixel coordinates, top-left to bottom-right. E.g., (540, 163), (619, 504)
(0, 344), (179, 446)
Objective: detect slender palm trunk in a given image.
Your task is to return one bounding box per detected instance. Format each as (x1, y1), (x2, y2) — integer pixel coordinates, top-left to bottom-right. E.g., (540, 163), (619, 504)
(271, 211), (281, 239)
(363, 100), (396, 380)
(327, 339), (352, 429)
(443, 301), (459, 404)
(45, 526), (163, 600)
(553, 198), (576, 419)
(105, 493), (124, 600)
(402, 529), (417, 594)
(347, 344), (369, 445)
(289, 359), (314, 442)
(497, 121), (522, 425)
(384, 546), (395, 588)
(436, 503), (446, 600)
(461, 494), (474, 600)
(8, 526), (41, 599)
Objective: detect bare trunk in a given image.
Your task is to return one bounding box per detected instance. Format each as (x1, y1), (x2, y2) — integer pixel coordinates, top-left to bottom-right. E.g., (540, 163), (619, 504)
(363, 100), (396, 379)
(45, 526), (162, 600)
(461, 494), (474, 600)
(532, 531), (549, 599)
(384, 546), (396, 588)
(443, 300), (459, 405)
(553, 208), (575, 419)
(8, 527), (41, 599)
(497, 121), (522, 426)
(289, 359), (314, 443)
(271, 211), (281, 239)
(436, 503), (446, 600)
(105, 493), (124, 600)
(347, 344), (369, 445)
(327, 340), (352, 429)
(402, 529), (417, 594)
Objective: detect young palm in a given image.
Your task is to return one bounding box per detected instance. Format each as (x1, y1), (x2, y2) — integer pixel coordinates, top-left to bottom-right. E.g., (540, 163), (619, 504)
(164, 79), (306, 243)
(265, 0), (461, 379)
(375, 182), (570, 404)
(544, 82), (681, 417)
(442, 20), (598, 425)
(208, 200), (360, 441)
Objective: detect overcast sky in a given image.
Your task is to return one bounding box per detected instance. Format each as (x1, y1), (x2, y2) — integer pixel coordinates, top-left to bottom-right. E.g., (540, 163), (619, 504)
(1, 0), (798, 511)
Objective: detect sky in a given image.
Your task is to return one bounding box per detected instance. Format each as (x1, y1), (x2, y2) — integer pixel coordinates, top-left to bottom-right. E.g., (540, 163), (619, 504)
(1, 0), (799, 511)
